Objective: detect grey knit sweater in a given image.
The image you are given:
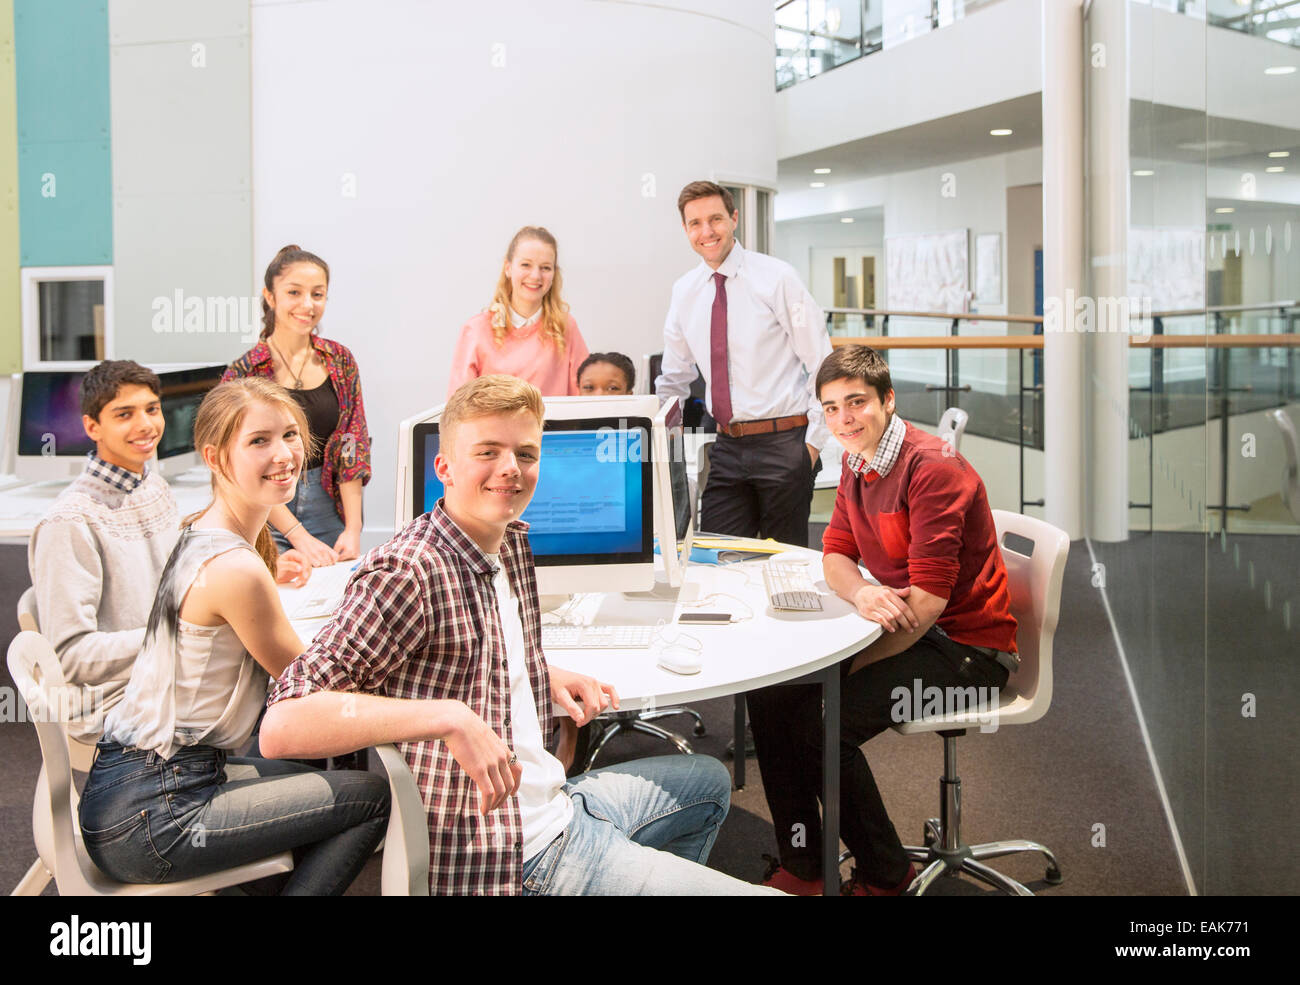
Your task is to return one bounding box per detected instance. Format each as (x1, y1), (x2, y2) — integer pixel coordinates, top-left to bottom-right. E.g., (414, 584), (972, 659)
(27, 463), (180, 742)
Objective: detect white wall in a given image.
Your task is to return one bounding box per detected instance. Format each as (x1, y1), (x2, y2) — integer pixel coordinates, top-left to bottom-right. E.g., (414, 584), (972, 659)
(774, 213), (885, 304)
(250, 0), (777, 534)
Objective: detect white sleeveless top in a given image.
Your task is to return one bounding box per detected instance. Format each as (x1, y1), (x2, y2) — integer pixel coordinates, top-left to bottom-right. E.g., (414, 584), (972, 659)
(104, 527), (270, 760)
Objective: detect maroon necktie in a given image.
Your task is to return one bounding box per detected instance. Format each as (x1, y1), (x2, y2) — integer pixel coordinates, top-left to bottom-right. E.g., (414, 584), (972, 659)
(709, 272), (733, 429)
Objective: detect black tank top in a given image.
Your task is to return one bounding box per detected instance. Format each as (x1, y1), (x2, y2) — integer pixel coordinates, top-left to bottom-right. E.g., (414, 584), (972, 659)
(290, 378), (340, 470)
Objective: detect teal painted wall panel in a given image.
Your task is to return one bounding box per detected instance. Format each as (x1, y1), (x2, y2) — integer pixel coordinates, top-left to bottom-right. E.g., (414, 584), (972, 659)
(17, 140), (112, 263)
(14, 0), (112, 265)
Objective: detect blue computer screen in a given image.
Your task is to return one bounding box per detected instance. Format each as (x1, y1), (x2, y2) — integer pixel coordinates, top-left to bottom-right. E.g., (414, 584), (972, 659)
(416, 422), (650, 562)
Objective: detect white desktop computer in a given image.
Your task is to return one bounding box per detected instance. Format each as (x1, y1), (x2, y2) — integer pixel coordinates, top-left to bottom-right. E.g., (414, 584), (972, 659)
(396, 394), (663, 597)
(9, 364), (224, 483)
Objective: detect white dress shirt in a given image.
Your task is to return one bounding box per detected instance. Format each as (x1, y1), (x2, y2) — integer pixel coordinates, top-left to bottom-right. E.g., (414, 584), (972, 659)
(656, 241), (831, 450)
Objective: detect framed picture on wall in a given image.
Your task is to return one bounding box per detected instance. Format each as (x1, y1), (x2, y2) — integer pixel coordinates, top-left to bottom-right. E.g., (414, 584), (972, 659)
(975, 233), (1001, 305)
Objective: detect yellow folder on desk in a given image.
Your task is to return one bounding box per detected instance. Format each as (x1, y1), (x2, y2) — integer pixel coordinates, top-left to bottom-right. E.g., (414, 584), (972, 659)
(691, 536), (785, 555)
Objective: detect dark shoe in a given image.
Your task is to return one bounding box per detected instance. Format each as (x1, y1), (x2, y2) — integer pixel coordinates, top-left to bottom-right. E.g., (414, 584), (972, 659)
(760, 854), (823, 896)
(726, 724), (757, 759)
(842, 862), (918, 896)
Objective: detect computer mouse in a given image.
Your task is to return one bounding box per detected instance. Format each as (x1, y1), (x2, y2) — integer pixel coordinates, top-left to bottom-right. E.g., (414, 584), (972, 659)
(656, 642), (703, 675)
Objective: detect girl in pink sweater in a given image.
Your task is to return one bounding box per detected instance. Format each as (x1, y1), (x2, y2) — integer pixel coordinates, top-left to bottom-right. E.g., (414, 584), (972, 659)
(448, 226), (590, 397)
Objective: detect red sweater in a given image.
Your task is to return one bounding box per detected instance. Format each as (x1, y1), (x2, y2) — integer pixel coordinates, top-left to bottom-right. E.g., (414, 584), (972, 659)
(822, 422), (1018, 653)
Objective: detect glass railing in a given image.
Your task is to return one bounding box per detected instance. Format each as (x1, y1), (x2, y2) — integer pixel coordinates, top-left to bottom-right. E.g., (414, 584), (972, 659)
(829, 304), (1300, 529)
(775, 0), (1005, 90)
(1203, 0), (1300, 47)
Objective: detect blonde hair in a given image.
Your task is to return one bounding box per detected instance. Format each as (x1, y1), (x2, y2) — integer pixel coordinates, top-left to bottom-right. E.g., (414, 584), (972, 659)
(443, 375), (545, 452)
(183, 378), (313, 574)
(488, 226), (571, 351)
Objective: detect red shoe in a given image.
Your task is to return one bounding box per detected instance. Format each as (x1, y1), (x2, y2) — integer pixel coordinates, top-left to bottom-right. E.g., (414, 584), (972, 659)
(760, 855), (824, 896)
(842, 862), (917, 896)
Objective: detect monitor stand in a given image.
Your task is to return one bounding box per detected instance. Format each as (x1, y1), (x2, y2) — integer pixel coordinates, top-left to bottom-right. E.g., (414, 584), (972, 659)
(622, 576), (700, 605)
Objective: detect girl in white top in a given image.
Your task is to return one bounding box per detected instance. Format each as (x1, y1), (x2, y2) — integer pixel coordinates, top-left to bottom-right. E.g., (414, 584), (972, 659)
(79, 377), (388, 894)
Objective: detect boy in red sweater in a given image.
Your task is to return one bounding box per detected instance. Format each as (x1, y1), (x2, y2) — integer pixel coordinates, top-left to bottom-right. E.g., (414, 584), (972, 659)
(750, 344), (1018, 895)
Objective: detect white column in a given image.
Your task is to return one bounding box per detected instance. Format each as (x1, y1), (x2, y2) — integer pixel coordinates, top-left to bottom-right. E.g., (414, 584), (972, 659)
(1086, 0), (1132, 541)
(1041, 0), (1086, 538)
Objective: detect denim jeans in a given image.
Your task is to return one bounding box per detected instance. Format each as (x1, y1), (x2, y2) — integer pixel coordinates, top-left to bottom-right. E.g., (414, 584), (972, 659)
(521, 755), (781, 895)
(272, 465), (344, 553)
(79, 742), (389, 895)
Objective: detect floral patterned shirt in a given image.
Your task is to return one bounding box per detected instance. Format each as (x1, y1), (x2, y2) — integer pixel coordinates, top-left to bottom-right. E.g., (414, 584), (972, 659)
(223, 336), (372, 520)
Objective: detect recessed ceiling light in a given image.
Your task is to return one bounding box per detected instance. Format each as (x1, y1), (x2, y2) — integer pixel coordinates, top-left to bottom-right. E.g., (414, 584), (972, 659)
(1133, 169), (1154, 176)
(1268, 150), (1290, 158)
(1266, 166), (1285, 173)
(813, 168), (831, 174)
(1264, 65), (1297, 75)
(989, 128), (1013, 136)
(840, 217), (855, 223)
(1215, 207), (1235, 214)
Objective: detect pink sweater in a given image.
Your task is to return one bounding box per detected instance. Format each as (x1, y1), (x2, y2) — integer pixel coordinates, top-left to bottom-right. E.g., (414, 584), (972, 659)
(448, 310), (590, 398)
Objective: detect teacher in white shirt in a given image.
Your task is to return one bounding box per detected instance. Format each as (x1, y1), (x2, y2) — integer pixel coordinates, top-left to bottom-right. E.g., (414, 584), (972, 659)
(655, 180), (830, 546)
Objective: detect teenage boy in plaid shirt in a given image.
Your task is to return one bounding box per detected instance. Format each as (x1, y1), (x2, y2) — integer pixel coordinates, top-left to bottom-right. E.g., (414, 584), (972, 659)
(262, 375), (777, 895)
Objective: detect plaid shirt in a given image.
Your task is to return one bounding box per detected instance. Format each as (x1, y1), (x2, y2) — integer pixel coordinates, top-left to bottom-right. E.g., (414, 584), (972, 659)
(268, 504), (552, 895)
(84, 452), (148, 493)
(844, 412), (906, 481)
(223, 335), (372, 520)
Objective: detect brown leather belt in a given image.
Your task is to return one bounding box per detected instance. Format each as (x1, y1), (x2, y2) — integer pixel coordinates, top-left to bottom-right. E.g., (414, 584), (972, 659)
(716, 414), (808, 439)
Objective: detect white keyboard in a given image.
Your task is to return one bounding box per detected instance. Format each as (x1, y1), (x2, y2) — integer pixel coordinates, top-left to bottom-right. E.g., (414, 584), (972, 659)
(763, 561), (823, 612)
(285, 562), (360, 620)
(540, 624), (657, 649)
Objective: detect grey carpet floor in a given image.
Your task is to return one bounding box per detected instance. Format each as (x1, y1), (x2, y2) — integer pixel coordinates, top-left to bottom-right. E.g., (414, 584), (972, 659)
(0, 539), (1191, 896)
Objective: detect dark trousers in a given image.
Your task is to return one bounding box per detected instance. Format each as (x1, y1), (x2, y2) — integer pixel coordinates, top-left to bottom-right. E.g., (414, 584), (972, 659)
(746, 627), (1010, 886)
(700, 426), (819, 546)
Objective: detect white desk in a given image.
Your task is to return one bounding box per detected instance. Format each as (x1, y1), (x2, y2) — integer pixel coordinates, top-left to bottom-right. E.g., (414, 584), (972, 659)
(0, 466), (216, 541)
(538, 546), (878, 895)
(278, 546), (880, 895)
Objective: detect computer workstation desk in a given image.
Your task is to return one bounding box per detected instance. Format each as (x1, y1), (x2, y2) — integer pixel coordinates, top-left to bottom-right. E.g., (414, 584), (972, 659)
(284, 542), (882, 896)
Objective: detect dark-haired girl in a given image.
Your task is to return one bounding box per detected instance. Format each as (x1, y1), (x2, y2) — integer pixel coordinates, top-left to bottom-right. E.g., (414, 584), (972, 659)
(224, 245), (370, 564)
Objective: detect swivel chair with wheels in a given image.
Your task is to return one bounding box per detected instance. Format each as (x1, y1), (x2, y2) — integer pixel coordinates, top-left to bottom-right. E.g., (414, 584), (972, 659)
(1267, 408), (1300, 523)
(841, 509), (1069, 895)
(938, 406), (969, 454)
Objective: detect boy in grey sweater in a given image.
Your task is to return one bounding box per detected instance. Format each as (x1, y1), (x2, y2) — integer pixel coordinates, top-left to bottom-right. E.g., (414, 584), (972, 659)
(27, 361), (180, 743)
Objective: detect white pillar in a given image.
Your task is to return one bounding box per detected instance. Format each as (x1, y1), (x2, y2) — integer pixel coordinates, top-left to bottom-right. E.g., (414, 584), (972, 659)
(1086, 0), (1132, 541)
(1041, 0), (1086, 538)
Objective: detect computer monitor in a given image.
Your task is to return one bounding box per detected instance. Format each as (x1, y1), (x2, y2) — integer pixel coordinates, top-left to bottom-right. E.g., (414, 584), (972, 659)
(13, 369), (96, 481)
(11, 363), (224, 482)
(152, 364), (225, 477)
(397, 395), (661, 596)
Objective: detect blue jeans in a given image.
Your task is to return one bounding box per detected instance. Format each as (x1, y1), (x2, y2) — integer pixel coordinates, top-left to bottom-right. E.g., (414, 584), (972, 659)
(272, 465), (344, 553)
(521, 755), (781, 895)
(79, 742), (389, 895)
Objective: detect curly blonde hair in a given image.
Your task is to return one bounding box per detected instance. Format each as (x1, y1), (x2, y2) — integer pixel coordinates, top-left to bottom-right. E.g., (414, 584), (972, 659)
(489, 226), (571, 352)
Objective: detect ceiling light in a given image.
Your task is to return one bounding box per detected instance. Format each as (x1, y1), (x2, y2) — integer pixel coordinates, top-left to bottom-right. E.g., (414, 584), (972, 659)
(840, 217), (855, 223)
(1266, 166), (1285, 173)
(1264, 66), (1297, 75)
(989, 128), (1013, 136)
(1268, 150), (1290, 158)
(1215, 207), (1235, 214)
(810, 181), (826, 188)
(814, 168), (831, 174)
(1133, 169), (1154, 176)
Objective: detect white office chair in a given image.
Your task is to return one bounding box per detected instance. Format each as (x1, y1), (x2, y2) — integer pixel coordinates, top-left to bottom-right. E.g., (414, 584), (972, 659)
(11, 590), (101, 896)
(1267, 408), (1300, 523)
(373, 744), (431, 896)
(938, 406), (969, 455)
(7, 630), (294, 896)
(873, 510), (1069, 896)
